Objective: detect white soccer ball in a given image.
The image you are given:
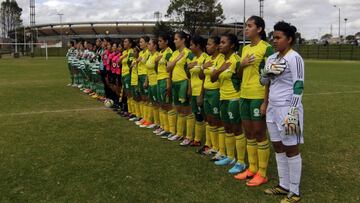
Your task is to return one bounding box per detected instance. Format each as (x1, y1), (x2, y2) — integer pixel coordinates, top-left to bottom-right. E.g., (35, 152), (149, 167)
(104, 99), (114, 108)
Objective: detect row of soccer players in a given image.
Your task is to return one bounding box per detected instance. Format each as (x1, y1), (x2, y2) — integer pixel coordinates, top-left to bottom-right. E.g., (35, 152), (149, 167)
(66, 16), (304, 203)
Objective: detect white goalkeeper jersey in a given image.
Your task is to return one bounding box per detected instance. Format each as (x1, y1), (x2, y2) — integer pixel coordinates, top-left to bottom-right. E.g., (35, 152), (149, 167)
(267, 49), (304, 107)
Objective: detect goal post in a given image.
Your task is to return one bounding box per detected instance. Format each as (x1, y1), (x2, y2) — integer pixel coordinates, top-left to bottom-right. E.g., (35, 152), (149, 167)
(0, 42), (48, 60)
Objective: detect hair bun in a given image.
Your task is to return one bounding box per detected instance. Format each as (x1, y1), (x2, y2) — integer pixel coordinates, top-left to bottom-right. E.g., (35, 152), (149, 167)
(290, 25), (297, 33)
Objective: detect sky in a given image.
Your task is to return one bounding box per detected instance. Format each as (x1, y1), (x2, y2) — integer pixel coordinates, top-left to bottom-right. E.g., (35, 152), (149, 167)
(3, 0), (360, 39)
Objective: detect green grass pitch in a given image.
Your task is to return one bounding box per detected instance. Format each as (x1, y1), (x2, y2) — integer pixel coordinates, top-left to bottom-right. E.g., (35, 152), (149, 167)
(0, 57), (359, 202)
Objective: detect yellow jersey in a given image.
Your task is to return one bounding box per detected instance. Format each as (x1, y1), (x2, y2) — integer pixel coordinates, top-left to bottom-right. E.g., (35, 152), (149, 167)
(240, 40), (274, 99)
(219, 53), (241, 100)
(169, 48), (194, 82)
(189, 52), (208, 96)
(138, 49), (150, 76)
(121, 48), (135, 76)
(130, 60), (138, 86)
(157, 47), (173, 81)
(146, 51), (160, 86)
(203, 53), (225, 90)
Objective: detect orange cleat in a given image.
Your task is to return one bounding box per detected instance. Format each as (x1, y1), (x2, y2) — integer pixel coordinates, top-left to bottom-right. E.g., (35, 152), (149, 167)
(246, 173), (268, 187)
(234, 169), (255, 180)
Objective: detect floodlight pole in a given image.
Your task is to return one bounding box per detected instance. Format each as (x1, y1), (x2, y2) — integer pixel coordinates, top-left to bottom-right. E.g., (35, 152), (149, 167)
(57, 13), (64, 47)
(333, 5), (340, 38)
(243, 0), (246, 46)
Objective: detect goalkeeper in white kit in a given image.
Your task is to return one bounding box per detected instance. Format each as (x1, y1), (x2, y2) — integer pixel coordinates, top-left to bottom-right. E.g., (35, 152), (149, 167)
(261, 21), (304, 203)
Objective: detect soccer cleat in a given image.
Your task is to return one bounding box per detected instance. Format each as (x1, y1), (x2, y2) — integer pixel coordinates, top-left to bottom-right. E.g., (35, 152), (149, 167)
(280, 192), (301, 203)
(214, 157), (236, 166)
(234, 169), (255, 180)
(228, 162), (247, 174)
(264, 185), (289, 196)
(77, 84), (83, 88)
(179, 138), (192, 146)
(140, 121), (151, 128)
(157, 130), (168, 136)
(129, 117), (139, 122)
(161, 132), (172, 139)
(91, 94), (98, 99)
(72, 84), (78, 87)
(168, 134), (181, 141)
(211, 152), (226, 161)
(197, 145), (211, 155)
(135, 119), (145, 125)
(153, 128), (163, 134)
(146, 124), (157, 129)
(190, 140), (201, 147)
(246, 172), (268, 187)
(66, 83), (72, 87)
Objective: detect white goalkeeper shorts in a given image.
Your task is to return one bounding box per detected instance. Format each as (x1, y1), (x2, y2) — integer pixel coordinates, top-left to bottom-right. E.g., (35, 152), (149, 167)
(266, 105), (304, 146)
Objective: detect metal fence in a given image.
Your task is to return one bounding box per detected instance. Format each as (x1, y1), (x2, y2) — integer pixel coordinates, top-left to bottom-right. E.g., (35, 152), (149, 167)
(294, 44), (360, 60)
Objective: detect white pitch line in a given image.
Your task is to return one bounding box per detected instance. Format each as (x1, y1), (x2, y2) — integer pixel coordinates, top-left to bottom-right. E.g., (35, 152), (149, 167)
(304, 91), (360, 96)
(0, 107), (108, 117)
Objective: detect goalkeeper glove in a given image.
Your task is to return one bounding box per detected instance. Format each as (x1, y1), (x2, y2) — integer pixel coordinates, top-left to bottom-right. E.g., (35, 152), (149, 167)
(283, 107), (301, 135)
(264, 59), (286, 75)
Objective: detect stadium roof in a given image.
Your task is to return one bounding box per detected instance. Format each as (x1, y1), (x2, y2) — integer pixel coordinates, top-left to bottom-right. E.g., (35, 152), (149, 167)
(20, 21), (244, 40)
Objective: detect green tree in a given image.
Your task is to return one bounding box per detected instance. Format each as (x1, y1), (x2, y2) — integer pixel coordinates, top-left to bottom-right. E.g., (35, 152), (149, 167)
(0, 0), (23, 38)
(166, 0), (225, 35)
(153, 21), (174, 37)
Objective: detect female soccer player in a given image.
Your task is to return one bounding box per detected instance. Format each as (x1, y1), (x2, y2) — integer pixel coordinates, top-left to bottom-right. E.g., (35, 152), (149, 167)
(154, 34), (175, 138)
(262, 21), (304, 203)
(234, 16), (274, 185)
(144, 39), (160, 129)
(198, 37), (226, 158)
(180, 35), (208, 146)
(120, 38), (135, 114)
(129, 45), (142, 122)
(167, 31), (194, 141)
(211, 34), (242, 168)
(66, 40), (76, 87)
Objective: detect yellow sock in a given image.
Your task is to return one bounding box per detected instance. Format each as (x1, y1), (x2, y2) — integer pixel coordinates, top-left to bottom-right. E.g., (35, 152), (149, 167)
(185, 114), (195, 140)
(147, 103), (153, 123)
(257, 139), (270, 177)
(132, 100), (136, 115)
(163, 109), (169, 132)
(168, 109), (177, 135)
(225, 133), (236, 159)
(159, 109), (164, 129)
(127, 99), (132, 113)
(153, 106), (160, 125)
(176, 114), (186, 137)
(247, 138), (258, 173)
(140, 102), (144, 118)
(194, 121), (205, 142)
(205, 122), (212, 147)
(135, 101), (141, 118)
(218, 127), (226, 155)
(235, 133), (246, 164)
(209, 126), (219, 151)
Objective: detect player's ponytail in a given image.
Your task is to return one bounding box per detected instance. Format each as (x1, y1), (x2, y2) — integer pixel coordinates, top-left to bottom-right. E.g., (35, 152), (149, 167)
(248, 15), (267, 41)
(274, 21), (298, 45)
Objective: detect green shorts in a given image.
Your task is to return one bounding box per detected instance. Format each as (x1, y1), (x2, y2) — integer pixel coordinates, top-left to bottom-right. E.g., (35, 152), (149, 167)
(239, 98), (265, 121)
(203, 89), (220, 118)
(172, 80), (189, 106)
(220, 100), (240, 124)
(157, 79), (171, 104)
(122, 74), (131, 90)
(191, 96), (204, 114)
(149, 85), (158, 103)
(138, 75), (148, 96)
(131, 85), (140, 98)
